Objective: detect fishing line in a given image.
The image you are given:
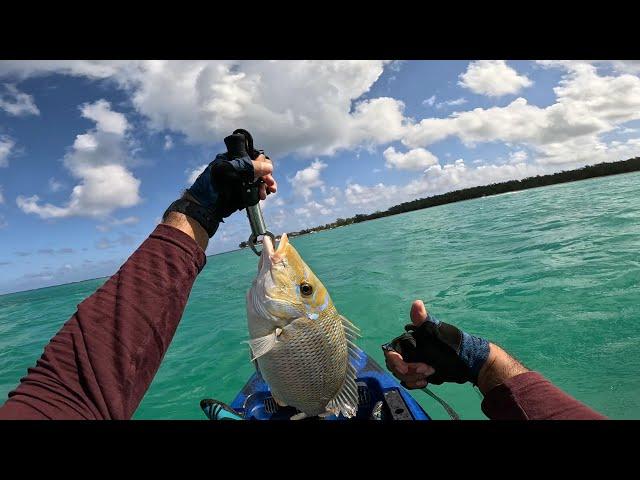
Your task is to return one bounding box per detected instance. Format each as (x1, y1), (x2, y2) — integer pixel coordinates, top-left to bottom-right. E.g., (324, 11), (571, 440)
(421, 387), (461, 420)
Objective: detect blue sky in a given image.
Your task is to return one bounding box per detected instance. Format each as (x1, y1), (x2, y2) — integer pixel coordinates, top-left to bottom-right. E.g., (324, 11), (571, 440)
(1, 60), (640, 294)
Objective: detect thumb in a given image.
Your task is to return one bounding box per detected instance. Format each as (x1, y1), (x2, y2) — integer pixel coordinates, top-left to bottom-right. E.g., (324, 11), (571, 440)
(410, 300), (429, 327)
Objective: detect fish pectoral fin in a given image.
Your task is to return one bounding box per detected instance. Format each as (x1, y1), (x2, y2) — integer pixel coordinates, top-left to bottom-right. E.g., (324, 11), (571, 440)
(245, 328), (283, 361)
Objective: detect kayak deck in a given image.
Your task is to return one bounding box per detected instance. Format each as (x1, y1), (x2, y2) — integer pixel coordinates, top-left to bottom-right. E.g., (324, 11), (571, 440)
(228, 351), (431, 420)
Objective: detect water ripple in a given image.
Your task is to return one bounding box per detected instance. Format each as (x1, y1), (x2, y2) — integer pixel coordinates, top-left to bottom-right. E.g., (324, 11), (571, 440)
(1, 172), (639, 419)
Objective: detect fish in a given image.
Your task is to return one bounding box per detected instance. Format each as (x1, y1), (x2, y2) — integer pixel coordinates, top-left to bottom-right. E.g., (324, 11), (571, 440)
(245, 233), (361, 419)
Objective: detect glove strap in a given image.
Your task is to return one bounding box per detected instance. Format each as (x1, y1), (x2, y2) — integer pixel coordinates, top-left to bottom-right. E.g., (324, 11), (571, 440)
(163, 198), (220, 238)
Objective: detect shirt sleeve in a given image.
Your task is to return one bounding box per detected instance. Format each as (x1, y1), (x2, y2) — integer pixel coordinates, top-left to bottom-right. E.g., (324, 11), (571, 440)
(0, 224), (206, 420)
(481, 371), (607, 420)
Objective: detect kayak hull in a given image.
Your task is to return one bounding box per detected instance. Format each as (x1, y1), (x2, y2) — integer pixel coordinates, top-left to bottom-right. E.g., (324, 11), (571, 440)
(229, 351), (431, 420)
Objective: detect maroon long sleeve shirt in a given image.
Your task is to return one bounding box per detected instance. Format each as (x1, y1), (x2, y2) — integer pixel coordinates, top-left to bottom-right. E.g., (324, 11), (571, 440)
(0, 224), (605, 420)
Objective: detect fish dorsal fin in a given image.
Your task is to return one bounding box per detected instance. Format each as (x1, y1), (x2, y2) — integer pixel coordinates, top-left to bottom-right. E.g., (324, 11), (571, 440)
(340, 314), (362, 357)
(325, 315), (363, 419)
(245, 328), (282, 361)
(340, 314), (361, 340)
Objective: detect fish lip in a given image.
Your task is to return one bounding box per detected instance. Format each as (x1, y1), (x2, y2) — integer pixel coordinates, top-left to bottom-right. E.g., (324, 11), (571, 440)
(255, 233), (291, 306)
(259, 233), (289, 272)
(271, 233), (289, 264)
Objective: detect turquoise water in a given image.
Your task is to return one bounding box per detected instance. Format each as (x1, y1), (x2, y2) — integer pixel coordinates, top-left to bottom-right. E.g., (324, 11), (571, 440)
(1, 172), (639, 419)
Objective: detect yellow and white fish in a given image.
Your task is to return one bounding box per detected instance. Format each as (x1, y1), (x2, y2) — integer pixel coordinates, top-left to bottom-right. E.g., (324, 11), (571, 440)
(246, 233), (361, 419)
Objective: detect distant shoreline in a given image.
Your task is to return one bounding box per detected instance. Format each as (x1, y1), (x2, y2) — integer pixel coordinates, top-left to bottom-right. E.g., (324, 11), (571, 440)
(4, 158), (639, 297)
(238, 157), (640, 246)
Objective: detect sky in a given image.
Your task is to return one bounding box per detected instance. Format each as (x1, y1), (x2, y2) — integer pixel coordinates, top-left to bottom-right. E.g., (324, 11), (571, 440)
(1, 60), (640, 294)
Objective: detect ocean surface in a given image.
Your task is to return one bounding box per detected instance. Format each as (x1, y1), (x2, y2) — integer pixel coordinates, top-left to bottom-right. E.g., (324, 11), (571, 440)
(1, 172), (639, 419)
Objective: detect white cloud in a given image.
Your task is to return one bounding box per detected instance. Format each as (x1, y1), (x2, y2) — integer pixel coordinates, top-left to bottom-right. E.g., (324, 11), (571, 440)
(0, 60), (132, 80)
(345, 97), (408, 152)
(289, 159), (327, 200)
(80, 99), (128, 135)
(389, 60), (405, 72)
(186, 163), (208, 185)
(343, 159), (547, 214)
(607, 61), (640, 75)
(417, 159), (542, 193)
(164, 135), (174, 150)
(0, 135), (15, 167)
(535, 136), (640, 166)
(423, 95), (436, 107)
(459, 60), (533, 97)
(535, 60), (640, 76)
(0, 61), (408, 158)
(405, 64), (640, 171)
(508, 150), (528, 163)
(383, 146), (439, 170)
(436, 97), (467, 109)
(423, 95), (468, 109)
(16, 100), (141, 219)
(48, 178), (64, 192)
(3, 60), (637, 176)
(295, 200), (332, 218)
(324, 196), (337, 206)
(96, 215), (140, 232)
(4, 60), (640, 245)
(0, 84), (39, 116)
(344, 182), (398, 208)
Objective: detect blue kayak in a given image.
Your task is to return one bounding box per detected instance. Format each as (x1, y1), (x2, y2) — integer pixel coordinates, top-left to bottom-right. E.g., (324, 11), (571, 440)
(201, 351), (432, 420)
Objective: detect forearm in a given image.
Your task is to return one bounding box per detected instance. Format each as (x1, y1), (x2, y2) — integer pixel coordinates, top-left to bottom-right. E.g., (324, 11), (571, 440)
(162, 192), (210, 251)
(479, 343), (606, 420)
(0, 223), (206, 420)
(477, 343), (529, 395)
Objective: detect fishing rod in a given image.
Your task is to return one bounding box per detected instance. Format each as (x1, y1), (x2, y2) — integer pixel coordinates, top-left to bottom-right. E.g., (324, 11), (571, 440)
(223, 129), (275, 256)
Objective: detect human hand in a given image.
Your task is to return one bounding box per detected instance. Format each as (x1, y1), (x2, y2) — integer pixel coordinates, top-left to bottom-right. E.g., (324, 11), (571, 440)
(187, 152), (277, 218)
(382, 300), (490, 387)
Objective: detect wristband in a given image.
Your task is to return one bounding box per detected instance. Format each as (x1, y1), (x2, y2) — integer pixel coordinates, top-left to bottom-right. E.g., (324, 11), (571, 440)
(163, 198), (220, 238)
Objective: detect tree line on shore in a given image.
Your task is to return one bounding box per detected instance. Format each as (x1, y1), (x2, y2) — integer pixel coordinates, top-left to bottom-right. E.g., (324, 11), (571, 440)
(239, 157), (640, 247)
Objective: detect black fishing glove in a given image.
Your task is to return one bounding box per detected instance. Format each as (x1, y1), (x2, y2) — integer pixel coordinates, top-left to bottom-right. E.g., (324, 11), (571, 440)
(187, 153), (256, 219)
(383, 313), (490, 386)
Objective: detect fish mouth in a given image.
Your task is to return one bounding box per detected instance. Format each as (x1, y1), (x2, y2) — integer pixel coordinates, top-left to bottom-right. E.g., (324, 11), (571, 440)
(272, 233), (288, 263)
(258, 233), (288, 271)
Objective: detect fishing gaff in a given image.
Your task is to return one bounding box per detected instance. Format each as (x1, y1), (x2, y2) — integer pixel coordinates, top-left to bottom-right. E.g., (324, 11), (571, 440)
(223, 129), (275, 256)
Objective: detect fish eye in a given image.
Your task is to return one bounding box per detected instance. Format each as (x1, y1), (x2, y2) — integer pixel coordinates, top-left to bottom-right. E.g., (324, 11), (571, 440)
(300, 282), (313, 297)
